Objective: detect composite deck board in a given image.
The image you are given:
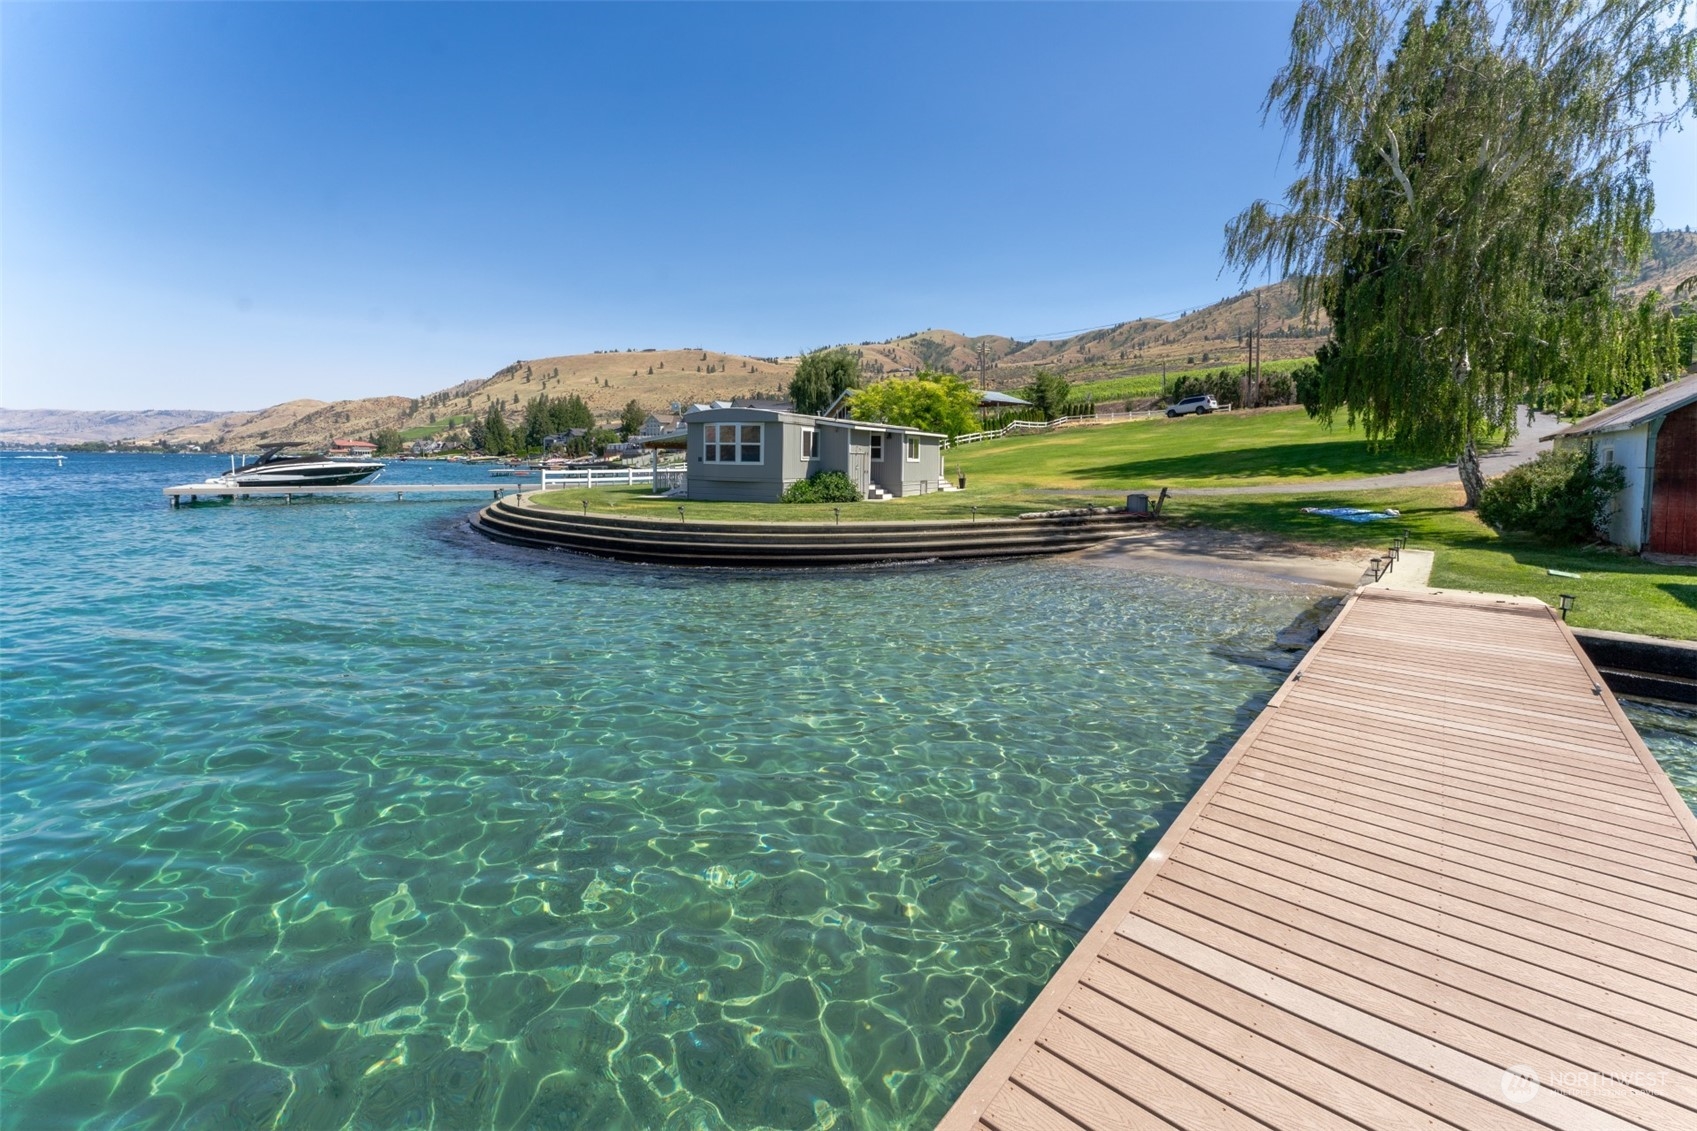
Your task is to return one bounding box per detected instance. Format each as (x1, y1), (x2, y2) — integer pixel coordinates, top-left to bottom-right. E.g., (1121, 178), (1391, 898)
(1203, 790), (1697, 947)
(1228, 762), (1697, 892)
(939, 588), (1697, 1131)
(1250, 729), (1673, 826)
(1244, 741), (1687, 846)
(1147, 865), (1697, 1086)
(1213, 779), (1697, 929)
(1194, 808), (1697, 968)
(1258, 714), (1671, 806)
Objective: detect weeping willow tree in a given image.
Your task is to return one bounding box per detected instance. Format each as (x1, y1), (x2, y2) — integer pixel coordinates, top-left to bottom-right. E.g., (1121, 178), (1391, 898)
(1227, 0), (1694, 506)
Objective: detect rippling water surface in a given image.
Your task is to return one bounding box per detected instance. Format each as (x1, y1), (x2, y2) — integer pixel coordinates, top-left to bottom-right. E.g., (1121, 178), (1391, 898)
(3, 454), (1691, 1130)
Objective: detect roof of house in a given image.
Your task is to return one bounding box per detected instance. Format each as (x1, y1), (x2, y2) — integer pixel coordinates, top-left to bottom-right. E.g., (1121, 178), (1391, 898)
(1550, 372), (1697, 438)
(976, 390), (1031, 407)
(682, 404), (944, 439)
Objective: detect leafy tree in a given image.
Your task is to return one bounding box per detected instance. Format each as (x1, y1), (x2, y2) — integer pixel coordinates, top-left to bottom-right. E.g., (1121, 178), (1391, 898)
(369, 428), (404, 456)
(1024, 370), (1071, 420)
(788, 347), (861, 415)
(1226, 0), (1692, 507)
(619, 399), (647, 439)
(1677, 313), (1697, 370)
(848, 371), (978, 438)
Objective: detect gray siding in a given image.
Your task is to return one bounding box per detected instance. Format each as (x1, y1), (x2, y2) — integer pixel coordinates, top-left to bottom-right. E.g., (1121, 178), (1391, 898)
(896, 435), (945, 496)
(683, 405), (944, 502)
(780, 420), (821, 487)
(686, 478), (784, 503)
(688, 412), (784, 501)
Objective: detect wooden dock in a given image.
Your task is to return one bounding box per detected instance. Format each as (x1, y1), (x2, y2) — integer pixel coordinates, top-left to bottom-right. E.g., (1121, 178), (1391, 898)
(163, 481), (531, 505)
(939, 587), (1697, 1131)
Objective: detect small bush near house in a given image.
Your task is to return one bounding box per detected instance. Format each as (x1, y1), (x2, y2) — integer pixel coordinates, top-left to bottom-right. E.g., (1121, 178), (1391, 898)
(780, 471), (862, 504)
(1478, 447), (1626, 544)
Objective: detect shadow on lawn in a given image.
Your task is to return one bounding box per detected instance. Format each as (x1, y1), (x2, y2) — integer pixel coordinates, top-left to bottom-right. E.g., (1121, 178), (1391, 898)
(1661, 584), (1697, 612)
(1074, 440), (1431, 484)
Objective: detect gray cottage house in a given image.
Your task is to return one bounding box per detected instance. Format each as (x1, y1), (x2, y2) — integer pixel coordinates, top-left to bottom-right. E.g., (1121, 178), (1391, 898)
(683, 406), (946, 502)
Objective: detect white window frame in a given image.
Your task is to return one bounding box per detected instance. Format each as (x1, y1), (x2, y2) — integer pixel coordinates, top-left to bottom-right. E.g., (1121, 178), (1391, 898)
(1600, 445), (1615, 467)
(801, 428), (816, 460)
(700, 422), (764, 465)
(869, 433), (884, 462)
(906, 436), (921, 462)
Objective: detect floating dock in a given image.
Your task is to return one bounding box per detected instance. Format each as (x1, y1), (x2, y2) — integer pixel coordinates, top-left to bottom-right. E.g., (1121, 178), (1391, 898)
(939, 587), (1697, 1131)
(163, 482), (531, 505)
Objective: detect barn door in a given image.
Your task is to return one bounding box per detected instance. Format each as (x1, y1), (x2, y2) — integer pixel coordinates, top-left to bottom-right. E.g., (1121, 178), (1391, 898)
(1649, 404), (1696, 556)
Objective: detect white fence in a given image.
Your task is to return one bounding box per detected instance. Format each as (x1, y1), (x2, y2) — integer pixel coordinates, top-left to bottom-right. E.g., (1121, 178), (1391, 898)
(946, 405), (1233, 448)
(538, 466), (686, 492)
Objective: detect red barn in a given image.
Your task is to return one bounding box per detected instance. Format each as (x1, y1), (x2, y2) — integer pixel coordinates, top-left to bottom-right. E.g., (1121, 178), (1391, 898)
(1551, 373), (1697, 557)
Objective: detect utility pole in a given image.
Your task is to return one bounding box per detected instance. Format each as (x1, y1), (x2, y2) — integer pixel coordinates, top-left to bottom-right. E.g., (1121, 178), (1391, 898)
(976, 341), (989, 389)
(1251, 293), (1265, 407)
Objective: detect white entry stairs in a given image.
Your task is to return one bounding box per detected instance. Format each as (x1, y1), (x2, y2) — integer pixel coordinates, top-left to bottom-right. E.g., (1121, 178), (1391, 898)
(864, 480), (958, 501)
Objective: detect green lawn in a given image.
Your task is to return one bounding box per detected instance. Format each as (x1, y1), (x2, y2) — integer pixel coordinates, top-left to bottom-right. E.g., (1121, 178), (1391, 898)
(526, 410), (1696, 638)
(399, 415), (473, 441)
(948, 406), (1432, 487)
(1168, 488), (1696, 639)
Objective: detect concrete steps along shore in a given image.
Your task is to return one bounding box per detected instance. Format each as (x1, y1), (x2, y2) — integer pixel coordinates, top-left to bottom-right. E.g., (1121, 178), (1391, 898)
(470, 498), (1154, 567)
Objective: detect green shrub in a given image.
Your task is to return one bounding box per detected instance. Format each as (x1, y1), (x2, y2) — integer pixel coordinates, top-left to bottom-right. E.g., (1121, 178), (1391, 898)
(1477, 447), (1626, 543)
(780, 471), (862, 504)
(1167, 369), (1242, 405)
(1259, 372), (1296, 406)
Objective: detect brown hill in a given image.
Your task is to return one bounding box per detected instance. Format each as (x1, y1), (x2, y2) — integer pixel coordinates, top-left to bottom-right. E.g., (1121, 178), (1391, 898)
(150, 231), (1695, 450)
(1631, 228), (1697, 298)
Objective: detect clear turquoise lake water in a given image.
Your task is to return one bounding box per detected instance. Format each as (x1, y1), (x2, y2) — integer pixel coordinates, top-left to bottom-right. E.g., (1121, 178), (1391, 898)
(3, 453), (1693, 1130)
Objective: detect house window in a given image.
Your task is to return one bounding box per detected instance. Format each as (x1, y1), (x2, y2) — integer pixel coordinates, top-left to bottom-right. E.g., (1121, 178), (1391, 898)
(907, 437), (920, 462)
(701, 422), (762, 464)
(802, 429), (816, 459)
(1600, 446), (1615, 467)
(869, 434), (884, 462)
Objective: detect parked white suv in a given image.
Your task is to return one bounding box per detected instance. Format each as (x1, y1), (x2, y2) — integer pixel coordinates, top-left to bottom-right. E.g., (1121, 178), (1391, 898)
(1166, 394), (1219, 417)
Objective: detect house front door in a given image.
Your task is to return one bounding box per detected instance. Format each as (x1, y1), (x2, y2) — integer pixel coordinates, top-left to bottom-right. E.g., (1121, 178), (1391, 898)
(849, 446), (870, 493)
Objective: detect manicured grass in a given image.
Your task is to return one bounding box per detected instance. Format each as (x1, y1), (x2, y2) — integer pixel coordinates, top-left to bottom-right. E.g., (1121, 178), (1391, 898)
(1071, 358), (1310, 404)
(1170, 488), (1697, 639)
(525, 413), (1695, 638)
(947, 406), (1432, 488)
(399, 415), (472, 441)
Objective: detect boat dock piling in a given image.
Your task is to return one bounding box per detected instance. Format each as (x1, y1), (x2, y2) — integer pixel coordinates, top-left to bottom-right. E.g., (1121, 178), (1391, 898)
(163, 482), (532, 506)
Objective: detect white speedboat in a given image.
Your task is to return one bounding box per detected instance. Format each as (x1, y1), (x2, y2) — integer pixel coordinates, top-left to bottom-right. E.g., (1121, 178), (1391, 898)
(207, 443), (384, 488)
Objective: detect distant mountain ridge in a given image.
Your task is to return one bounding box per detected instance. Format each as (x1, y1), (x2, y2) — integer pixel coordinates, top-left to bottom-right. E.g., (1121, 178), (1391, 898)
(0, 408), (232, 446)
(17, 229), (1694, 448)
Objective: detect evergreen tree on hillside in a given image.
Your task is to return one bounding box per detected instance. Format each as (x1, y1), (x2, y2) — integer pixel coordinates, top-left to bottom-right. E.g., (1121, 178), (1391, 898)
(481, 404), (514, 455)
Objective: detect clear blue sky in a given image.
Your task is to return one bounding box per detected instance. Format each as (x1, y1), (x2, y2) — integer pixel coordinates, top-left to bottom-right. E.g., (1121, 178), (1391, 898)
(4, 2), (1693, 412)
